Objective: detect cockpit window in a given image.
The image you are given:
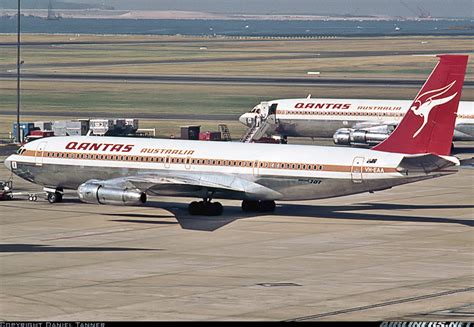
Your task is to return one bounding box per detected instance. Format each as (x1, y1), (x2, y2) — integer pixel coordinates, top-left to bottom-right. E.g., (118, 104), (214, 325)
(17, 147), (25, 155)
(250, 105), (261, 113)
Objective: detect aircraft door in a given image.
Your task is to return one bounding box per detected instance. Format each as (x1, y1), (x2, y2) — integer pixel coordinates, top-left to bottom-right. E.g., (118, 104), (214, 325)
(253, 160), (260, 176)
(35, 141), (47, 166)
(164, 155), (171, 169)
(269, 103), (278, 116)
(260, 102), (270, 118)
(185, 156), (192, 170)
(351, 156), (364, 183)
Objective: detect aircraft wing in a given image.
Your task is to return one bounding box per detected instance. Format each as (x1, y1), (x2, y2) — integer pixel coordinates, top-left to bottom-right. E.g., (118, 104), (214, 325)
(397, 154), (460, 174)
(97, 171), (283, 201)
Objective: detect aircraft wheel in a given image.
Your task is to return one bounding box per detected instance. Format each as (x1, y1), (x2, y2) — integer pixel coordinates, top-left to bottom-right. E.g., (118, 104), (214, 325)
(189, 201), (223, 216)
(242, 200), (259, 212)
(260, 200), (276, 212)
(208, 202), (223, 216)
(47, 192), (62, 204)
(188, 201), (202, 215)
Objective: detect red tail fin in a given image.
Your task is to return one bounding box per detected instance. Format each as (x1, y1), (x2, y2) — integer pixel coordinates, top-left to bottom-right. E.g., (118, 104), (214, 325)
(373, 54), (468, 155)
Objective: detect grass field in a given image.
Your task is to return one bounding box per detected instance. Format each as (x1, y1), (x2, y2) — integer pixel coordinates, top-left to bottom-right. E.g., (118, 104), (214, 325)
(1, 34), (473, 78)
(0, 34), (473, 139)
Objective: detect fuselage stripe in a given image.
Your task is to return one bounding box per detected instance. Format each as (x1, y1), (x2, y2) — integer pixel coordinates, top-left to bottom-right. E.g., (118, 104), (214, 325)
(18, 149), (398, 174)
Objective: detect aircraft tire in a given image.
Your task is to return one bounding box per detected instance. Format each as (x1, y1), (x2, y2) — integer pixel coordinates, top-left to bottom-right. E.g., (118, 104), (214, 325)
(209, 202), (223, 216)
(47, 192), (59, 204)
(189, 201), (223, 216)
(260, 200), (276, 212)
(188, 201), (202, 215)
(242, 200), (259, 212)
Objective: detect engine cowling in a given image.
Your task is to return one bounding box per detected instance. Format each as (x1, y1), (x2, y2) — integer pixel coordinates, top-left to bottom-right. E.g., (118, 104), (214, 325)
(77, 181), (147, 206)
(333, 128), (390, 146)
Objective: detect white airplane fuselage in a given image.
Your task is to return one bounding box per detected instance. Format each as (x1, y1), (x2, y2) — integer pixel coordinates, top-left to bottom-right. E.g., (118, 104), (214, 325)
(4, 136), (456, 202)
(239, 99), (474, 140)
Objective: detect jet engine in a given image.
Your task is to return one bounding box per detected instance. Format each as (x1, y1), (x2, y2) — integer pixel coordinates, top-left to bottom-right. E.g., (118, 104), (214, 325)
(333, 125), (396, 146)
(77, 181), (147, 206)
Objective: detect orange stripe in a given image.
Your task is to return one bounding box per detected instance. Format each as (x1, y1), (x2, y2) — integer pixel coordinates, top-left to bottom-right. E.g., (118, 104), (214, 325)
(19, 150), (398, 174)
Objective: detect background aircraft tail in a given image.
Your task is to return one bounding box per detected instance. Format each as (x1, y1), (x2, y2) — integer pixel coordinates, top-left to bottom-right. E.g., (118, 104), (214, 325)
(373, 54), (468, 156)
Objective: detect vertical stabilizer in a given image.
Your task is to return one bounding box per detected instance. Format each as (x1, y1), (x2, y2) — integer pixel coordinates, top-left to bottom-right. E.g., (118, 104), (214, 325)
(373, 55), (468, 155)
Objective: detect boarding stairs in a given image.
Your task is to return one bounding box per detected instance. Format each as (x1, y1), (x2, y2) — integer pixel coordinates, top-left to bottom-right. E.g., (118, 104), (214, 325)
(218, 124), (232, 141)
(240, 114), (277, 143)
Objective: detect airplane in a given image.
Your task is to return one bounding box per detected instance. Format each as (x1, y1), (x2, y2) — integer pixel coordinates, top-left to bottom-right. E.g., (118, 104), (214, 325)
(3, 54), (468, 217)
(238, 92), (473, 146)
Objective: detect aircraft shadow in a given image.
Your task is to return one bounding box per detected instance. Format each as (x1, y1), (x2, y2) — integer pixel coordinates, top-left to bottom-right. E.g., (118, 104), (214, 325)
(106, 200), (474, 231)
(108, 201), (248, 232)
(276, 202), (474, 227)
(0, 243), (158, 253)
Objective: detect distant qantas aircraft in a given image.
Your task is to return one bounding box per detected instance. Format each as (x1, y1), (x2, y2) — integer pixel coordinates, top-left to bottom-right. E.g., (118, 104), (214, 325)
(239, 93), (473, 146)
(4, 55), (468, 216)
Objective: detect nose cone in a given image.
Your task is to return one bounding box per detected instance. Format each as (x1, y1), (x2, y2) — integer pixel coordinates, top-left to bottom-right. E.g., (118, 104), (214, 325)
(239, 113), (252, 126)
(4, 156), (12, 171)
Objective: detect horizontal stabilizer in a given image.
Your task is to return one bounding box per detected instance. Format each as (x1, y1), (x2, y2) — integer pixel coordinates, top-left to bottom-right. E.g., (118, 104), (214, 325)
(397, 154), (459, 174)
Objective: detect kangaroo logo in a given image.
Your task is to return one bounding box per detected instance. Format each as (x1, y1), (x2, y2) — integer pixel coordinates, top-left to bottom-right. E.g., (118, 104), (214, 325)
(410, 81), (457, 138)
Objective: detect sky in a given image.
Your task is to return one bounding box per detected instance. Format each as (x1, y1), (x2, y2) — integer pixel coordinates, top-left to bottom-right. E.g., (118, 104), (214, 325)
(63, 0), (473, 18)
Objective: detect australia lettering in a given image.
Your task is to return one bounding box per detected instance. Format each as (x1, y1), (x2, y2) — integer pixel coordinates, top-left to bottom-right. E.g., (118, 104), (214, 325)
(140, 148), (195, 156)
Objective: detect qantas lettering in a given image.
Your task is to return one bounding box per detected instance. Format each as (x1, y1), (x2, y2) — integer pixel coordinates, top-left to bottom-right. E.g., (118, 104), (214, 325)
(294, 103), (351, 110)
(65, 142), (134, 153)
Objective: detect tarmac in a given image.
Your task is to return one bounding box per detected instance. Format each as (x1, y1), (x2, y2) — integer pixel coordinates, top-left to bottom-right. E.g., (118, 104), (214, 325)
(0, 144), (473, 321)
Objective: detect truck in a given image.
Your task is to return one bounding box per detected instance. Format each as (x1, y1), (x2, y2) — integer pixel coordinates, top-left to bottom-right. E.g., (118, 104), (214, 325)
(199, 131), (222, 141)
(0, 180), (13, 200)
(24, 130), (55, 143)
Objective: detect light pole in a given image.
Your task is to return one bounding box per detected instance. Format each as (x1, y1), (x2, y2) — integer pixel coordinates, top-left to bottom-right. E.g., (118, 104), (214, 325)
(16, 0), (21, 143)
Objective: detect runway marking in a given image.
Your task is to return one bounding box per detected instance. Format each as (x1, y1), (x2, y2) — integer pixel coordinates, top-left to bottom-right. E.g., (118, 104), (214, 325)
(285, 286), (474, 321)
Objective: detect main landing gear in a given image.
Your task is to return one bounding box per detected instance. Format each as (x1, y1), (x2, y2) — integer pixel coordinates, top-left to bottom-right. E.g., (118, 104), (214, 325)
(188, 199), (223, 216)
(241, 200), (276, 213)
(45, 188), (63, 204)
(188, 199), (277, 216)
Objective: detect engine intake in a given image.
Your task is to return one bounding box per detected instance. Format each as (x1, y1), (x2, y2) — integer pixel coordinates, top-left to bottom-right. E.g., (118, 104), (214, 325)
(78, 181), (147, 206)
(333, 128), (390, 146)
